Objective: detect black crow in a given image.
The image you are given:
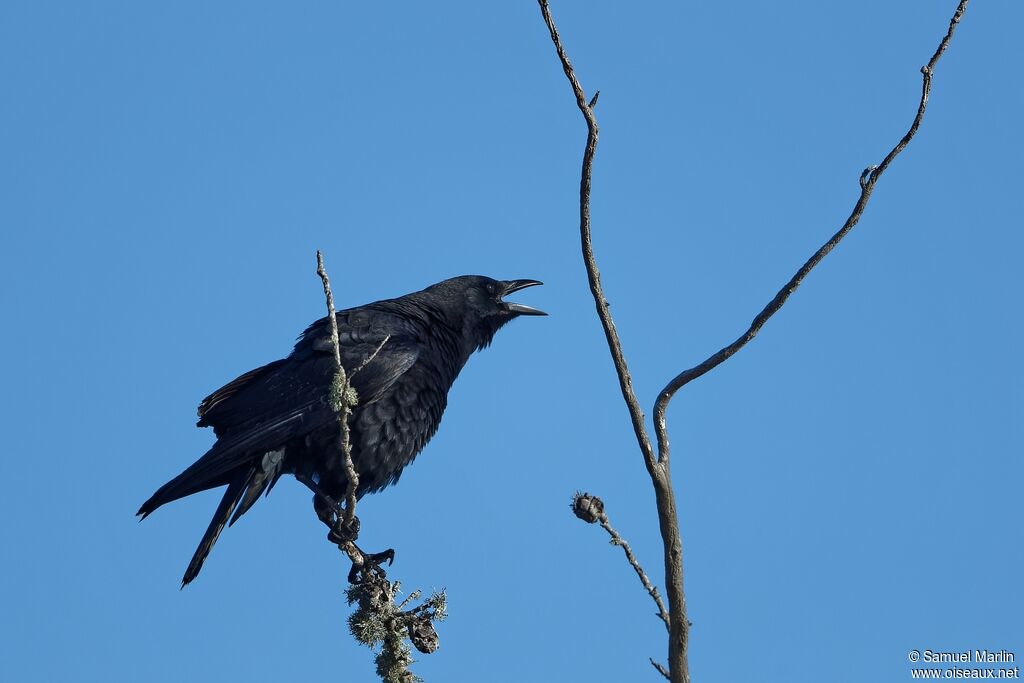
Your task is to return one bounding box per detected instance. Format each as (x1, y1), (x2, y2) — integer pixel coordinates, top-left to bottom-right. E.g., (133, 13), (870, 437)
(138, 275), (545, 585)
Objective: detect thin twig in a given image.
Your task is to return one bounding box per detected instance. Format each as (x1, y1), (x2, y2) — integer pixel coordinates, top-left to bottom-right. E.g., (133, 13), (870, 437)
(651, 0), (970, 465)
(352, 335), (392, 378)
(316, 250), (343, 369)
(396, 588), (421, 611)
(600, 515), (671, 631)
(651, 659), (671, 680)
(316, 250), (359, 528)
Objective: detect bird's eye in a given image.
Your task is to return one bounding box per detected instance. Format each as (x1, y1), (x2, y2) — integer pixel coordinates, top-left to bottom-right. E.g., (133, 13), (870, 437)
(486, 282), (497, 296)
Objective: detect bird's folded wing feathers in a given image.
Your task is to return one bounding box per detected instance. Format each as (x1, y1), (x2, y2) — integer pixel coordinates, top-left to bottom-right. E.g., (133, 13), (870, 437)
(156, 311), (422, 508)
(138, 401), (328, 517)
(196, 359), (288, 426)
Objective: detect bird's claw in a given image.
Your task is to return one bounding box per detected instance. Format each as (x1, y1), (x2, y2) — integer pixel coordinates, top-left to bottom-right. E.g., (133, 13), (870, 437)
(367, 548), (395, 567)
(327, 513), (361, 544)
(347, 547), (397, 584)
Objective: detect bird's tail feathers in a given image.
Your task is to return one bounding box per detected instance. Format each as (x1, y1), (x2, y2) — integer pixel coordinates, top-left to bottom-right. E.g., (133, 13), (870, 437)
(180, 466), (255, 587)
(137, 471), (228, 520)
(137, 440), (255, 519)
(230, 448), (285, 526)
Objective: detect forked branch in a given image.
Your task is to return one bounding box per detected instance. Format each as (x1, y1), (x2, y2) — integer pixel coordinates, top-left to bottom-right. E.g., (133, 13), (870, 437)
(538, 2), (970, 682)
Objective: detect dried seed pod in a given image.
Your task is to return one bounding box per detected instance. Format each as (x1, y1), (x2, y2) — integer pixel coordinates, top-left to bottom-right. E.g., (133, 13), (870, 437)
(407, 615), (439, 654)
(571, 491), (605, 524)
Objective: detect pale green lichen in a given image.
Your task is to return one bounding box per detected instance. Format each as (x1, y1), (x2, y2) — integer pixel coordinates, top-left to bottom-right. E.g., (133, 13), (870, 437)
(376, 637), (418, 683)
(329, 372), (360, 412)
(422, 591), (447, 622)
(343, 386), (359, 407)
(345, 577), (445, 682)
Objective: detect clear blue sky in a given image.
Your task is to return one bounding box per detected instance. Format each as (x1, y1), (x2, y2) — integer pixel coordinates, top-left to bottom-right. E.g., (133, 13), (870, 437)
(2, 2), (1020, 681)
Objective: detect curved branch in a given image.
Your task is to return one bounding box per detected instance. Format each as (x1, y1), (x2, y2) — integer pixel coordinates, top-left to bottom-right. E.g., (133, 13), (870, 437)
(537, 0), (658, 476)
(653, 0), (970, 465)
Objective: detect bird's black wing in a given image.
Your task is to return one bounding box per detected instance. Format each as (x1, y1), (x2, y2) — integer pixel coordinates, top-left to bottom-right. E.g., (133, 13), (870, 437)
(139, 307), (421, 517)
(197, 305), (422, 433)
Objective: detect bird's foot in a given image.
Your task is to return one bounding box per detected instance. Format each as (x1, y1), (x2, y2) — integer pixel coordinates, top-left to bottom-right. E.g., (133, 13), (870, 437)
(365, 548), (396, 567)
(322, 513), (393, 583)
(327, 513), (361, 545)
(347, 546), (396, 584)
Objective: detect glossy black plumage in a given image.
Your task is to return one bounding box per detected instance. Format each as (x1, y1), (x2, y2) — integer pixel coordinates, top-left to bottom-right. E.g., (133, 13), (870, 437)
(138, 275), (544, 585)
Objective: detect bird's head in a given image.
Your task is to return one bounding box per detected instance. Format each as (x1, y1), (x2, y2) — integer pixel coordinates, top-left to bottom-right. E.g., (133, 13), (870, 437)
(425, 275), (546, 352)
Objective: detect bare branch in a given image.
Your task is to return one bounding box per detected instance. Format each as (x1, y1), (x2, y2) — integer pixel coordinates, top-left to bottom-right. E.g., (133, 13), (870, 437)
(316, 250), (343, 368)
(316, 250), (359, 527)
(651, 659), (671, 680)
(540, 2), (969, 682)
(572, 493), (670, 631)
(536, 0), (658, 476)
(602, 516), (671, 632)
(538, 3), (690, 680)
(652, 0), (970, 465)
(352, 334), (392, 378)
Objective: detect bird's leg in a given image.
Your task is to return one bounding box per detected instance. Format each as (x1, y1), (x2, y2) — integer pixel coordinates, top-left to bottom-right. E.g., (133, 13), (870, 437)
(314, 494), (339, 529)
(293, 474), (394, 582)
(292, 473), (364, 541)
(294, 473), (344, 527)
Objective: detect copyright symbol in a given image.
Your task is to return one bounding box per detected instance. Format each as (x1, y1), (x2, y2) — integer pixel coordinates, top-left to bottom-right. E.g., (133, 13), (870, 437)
(909, 650), (921, 662)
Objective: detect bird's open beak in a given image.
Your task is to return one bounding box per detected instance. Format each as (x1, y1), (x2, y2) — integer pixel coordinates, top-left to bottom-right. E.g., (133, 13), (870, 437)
(501, 279), (547, 316)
